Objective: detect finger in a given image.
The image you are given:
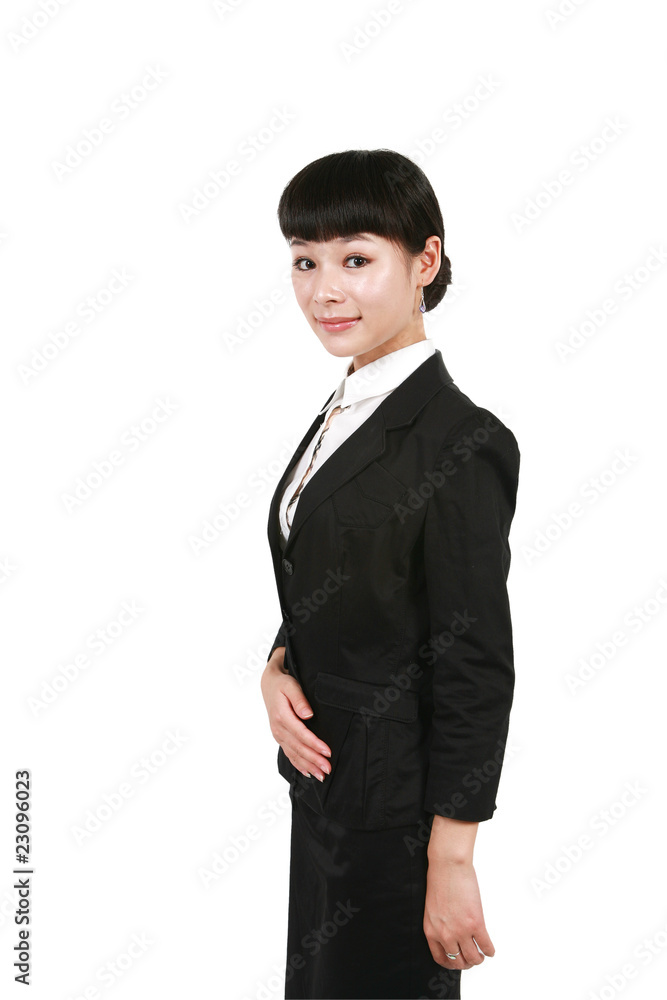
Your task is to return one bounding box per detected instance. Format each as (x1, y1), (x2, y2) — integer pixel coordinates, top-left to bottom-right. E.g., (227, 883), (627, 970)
(430, 940), (472, 972)
(274, 716), (332, 777)
(283, 682), (316, 721)
(294, 721), (331, 759)
(285, 741), (332, 782)
(290, 756), (327, 782)
(459, 936), (485, 967)
(280, 695), (331, 758)
(471, 930), (495, 957)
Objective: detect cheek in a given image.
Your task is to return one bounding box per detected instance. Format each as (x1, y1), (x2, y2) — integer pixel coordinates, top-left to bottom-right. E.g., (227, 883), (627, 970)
(356, 267), (404, 308)
(292, 279), (312, 310)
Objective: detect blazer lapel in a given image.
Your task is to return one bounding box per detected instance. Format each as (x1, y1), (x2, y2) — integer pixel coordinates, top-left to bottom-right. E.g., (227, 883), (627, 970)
(268, 349), (454, 563)
(266, 388), (333, 569)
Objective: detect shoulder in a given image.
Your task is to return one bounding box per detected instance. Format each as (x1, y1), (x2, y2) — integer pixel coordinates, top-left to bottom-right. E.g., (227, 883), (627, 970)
(422, 380), (520, 462)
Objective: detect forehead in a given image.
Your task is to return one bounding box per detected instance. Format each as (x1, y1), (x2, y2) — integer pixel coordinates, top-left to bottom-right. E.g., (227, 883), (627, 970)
(289, 232), (380, 248)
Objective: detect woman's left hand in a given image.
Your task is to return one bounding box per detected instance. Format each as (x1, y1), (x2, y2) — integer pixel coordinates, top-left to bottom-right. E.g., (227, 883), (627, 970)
(423, 856), (495, 971)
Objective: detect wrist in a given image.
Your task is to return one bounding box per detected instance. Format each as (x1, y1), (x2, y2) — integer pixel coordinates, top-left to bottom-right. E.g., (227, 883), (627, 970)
(266, 649), (287, 674)
(427, 814), (477, 865)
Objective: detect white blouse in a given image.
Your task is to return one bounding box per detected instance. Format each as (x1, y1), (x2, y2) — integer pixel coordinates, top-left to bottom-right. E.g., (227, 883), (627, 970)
(279, 338), (436, 547)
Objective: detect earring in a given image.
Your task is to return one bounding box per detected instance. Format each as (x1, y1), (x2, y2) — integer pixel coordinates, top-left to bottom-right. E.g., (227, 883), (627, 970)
(419, 287), (426, 313)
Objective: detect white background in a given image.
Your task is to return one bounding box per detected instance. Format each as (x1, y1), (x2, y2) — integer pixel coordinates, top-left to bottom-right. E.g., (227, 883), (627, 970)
(1, 1), (666, 998)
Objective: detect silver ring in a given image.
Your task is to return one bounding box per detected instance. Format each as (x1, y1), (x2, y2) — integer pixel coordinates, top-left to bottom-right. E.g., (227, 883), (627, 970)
(445, 950), (461, 960)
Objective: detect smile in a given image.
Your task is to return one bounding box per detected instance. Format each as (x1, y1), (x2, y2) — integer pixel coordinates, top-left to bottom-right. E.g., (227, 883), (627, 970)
(317, 318), (360, 332)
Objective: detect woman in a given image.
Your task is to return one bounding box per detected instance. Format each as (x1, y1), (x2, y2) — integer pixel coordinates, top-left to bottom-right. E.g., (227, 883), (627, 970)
(261, 149), (520, 1000)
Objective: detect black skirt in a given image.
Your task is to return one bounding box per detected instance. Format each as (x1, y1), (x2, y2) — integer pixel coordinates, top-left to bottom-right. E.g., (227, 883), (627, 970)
(284, 784), (462, 999)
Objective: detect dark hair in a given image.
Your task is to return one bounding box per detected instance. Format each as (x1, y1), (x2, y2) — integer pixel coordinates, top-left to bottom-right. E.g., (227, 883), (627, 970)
(277, 149), (452, 311)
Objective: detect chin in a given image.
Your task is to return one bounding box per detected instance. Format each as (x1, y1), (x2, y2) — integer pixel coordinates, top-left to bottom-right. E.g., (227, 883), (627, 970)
(317, 341), (354, 359)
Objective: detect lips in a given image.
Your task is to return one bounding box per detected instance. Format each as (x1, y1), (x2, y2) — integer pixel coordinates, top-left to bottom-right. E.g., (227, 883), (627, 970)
(317, 316), (360, 332)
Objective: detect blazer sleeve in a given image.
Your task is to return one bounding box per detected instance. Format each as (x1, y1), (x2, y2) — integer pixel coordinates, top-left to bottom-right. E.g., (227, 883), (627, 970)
(266, 621), (287, 663)
(422, 408), (520, 822)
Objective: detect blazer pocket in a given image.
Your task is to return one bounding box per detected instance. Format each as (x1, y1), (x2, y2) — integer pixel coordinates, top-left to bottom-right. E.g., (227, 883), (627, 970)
(314, 671), (418, 722)
(313, 670), (419, 828)
(332, 461), (409, 529)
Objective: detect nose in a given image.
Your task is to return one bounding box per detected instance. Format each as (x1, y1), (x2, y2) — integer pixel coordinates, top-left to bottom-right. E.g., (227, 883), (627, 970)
(314, 290), (343, 306)
(313, 279), (344, 304)
(306, 260), (345, 304)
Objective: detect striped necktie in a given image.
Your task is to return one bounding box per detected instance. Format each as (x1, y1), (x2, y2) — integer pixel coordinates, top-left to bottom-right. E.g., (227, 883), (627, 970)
(286, 403), (347, 530)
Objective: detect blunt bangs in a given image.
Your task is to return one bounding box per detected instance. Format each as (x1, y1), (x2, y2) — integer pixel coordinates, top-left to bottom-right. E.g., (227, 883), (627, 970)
(278, 149), (426, 248)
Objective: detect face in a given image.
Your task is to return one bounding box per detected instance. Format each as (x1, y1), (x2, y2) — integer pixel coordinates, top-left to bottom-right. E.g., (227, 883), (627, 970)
(288, 231), (440, 370)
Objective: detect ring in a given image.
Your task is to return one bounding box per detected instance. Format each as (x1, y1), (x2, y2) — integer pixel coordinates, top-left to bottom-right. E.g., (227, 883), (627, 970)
(445, 950), (461, 960)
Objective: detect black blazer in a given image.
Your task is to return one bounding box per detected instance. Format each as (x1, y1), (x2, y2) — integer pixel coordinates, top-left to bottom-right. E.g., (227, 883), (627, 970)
(265, 347), (520, 830)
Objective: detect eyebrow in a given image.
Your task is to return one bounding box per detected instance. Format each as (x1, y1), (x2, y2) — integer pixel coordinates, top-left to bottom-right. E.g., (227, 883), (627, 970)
(289, 233), (377, 247)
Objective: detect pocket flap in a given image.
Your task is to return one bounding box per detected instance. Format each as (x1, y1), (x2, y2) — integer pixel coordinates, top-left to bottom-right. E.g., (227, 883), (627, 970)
(314, 671), (418, 723)
(355, 461), (407, 506)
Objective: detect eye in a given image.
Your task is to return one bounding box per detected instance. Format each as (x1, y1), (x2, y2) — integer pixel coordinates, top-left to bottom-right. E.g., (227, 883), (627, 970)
(291, 254), (370, 271)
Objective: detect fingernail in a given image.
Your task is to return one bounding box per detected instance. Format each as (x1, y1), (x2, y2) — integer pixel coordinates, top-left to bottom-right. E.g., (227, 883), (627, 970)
(317, 773), (325, 782)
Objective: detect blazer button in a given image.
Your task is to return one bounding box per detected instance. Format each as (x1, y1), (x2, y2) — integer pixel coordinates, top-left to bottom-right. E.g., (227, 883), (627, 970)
(282, 558), (293, 575)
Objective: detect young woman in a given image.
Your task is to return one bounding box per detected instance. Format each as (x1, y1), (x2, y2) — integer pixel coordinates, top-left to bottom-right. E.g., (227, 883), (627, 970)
(261, 149), (520, 1000)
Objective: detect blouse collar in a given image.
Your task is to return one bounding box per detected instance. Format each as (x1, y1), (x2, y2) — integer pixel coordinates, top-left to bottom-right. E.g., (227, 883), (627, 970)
(318, 339), (436, 415)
